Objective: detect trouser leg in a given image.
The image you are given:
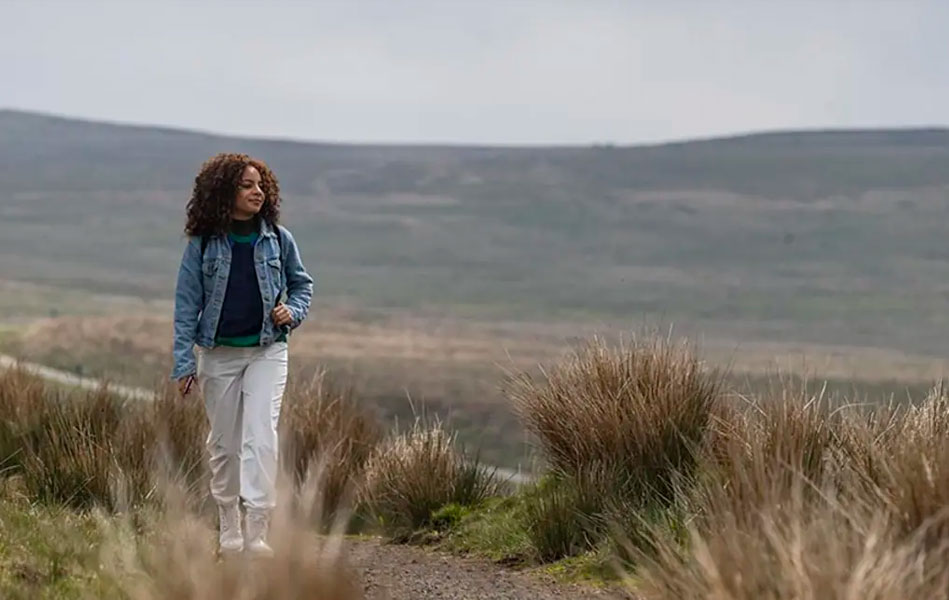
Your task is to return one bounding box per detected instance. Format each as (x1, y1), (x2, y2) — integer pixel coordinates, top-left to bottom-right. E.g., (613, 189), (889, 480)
(239, 342), (289, 512)
(197, 347), (248, 507)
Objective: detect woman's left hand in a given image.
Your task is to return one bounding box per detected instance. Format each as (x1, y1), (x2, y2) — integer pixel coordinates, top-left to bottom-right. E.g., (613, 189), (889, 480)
(271, 303), (293, 327)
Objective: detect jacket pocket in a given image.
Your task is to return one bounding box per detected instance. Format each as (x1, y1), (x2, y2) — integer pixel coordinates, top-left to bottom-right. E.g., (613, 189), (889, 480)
(202, 257), (221, 277)
(201, 258), (222, 300)
(267, 257), (283, 291)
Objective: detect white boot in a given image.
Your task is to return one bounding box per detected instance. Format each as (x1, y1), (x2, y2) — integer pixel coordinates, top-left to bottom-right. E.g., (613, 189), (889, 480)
(218, 503), (243, 554)
(245, 510), (274, 558)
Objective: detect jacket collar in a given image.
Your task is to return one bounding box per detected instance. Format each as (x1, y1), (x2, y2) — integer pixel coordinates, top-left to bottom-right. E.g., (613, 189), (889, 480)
(257, 218), (278, 239)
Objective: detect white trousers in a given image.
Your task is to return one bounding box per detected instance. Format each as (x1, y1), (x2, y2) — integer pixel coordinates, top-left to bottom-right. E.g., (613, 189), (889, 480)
(196, 342), (288, 512)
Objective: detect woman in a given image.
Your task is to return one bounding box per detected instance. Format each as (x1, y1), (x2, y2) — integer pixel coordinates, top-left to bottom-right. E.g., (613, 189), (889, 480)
(171, 153), (314, 556)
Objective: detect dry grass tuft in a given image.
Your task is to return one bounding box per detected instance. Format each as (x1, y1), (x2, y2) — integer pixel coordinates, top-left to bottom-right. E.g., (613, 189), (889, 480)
(280, 370), (382, 524)
(629, 380), (949, 600)
(508, 334), (721, 561)
(508, 334), (722, 503)
(99, 473), (364, 600)
(0, 365), (382, 519)
(635, 481), (949, 600)
(0, 367), (206, 510)
(360, 417), (499, 541)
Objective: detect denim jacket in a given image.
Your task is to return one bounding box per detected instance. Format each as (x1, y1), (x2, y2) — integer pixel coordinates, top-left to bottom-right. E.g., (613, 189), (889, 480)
(171, 221), (314, 380)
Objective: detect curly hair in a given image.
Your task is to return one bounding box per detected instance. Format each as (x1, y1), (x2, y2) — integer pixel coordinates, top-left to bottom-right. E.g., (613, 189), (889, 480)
(184, 153), (281, 237)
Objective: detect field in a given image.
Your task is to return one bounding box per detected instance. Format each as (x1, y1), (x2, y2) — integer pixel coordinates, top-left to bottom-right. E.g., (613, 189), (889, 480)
(3, 110), (949, 469)
(0, 283), (944, 469)
(5, 334), (949, 599)
(5, 111), (949, 351)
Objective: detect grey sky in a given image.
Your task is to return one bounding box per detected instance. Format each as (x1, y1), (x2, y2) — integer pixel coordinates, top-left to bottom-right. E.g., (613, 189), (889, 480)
(3, 0), (948, 145)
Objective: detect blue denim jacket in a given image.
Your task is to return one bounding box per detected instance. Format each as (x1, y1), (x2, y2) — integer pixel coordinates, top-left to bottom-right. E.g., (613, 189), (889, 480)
(171, 221), (314, 380)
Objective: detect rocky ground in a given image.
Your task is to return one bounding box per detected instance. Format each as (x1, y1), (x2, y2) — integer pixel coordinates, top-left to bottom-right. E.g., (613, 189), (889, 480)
(349, 538), (632, 600)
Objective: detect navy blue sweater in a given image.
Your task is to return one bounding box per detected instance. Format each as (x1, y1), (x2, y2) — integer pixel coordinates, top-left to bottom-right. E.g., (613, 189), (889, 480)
(215, 221), (264, 345)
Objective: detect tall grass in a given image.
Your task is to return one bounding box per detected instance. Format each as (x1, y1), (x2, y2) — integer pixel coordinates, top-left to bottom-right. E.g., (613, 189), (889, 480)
(521, 476), (601, 562)
(99, 471), (363, 599)
(11, 330), (949, 598)
(629, 380), (949, 599)
(280, 371), (382, 524)
(0, 366), (370, 597)
(848, 384), (949, 546)
(688, 383), (845, 527)
(505, 332), (949, 599)
(509, 335), (721, 502)
(360, 417), (500, 541)
(508, 334), (722, 560)
(0, 367), (206, 510)
(0, 365), (382, 518)
(634, 479), (949, 600)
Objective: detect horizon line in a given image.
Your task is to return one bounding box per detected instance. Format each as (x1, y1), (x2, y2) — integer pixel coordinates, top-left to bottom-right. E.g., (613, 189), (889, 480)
(3, 106), (949, 151)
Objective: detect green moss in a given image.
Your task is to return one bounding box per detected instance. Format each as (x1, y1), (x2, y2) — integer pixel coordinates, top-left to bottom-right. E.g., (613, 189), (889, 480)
(538, 549), (618, 586)
(439, 496), (534, 564)
(430, 502), (471, 532)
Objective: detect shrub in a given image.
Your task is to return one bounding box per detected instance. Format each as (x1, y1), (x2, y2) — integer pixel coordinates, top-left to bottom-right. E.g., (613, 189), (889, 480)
(508, 334), (721, 505)
(360, 417), (499, 541)
(508, 334), (721, 562)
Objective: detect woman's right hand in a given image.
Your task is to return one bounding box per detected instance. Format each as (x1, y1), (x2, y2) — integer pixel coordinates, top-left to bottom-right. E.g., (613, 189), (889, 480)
(177, 375), (196, 397)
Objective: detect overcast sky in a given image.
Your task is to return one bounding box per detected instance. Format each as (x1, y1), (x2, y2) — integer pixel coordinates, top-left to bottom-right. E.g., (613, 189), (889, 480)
(3, 0), (948, 145)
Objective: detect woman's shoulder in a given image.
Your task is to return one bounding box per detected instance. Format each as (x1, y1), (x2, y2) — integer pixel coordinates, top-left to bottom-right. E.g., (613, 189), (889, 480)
(181, 235), (202, 251)
(273, 223), (297, 243)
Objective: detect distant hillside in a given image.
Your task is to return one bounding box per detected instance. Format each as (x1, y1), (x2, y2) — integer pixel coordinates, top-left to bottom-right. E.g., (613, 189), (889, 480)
(3, 109), (949, 197)
(3, 109), (949, 357)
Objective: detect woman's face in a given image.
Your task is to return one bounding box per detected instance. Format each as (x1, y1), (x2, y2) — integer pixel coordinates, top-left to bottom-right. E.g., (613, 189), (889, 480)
(232, 165), (265, 220)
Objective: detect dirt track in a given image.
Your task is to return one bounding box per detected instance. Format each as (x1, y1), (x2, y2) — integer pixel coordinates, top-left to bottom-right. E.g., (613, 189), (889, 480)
(349, 538), (631, 600)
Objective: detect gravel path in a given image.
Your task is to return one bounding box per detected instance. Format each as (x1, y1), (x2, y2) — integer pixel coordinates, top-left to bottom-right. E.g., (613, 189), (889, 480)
(348, 538), (632, 600)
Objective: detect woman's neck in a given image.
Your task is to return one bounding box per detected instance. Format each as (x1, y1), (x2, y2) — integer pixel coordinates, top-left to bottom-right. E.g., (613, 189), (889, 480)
(230, 216), (258, 236)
